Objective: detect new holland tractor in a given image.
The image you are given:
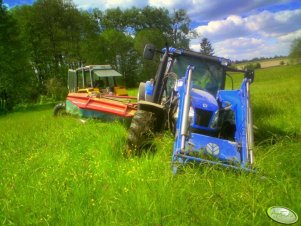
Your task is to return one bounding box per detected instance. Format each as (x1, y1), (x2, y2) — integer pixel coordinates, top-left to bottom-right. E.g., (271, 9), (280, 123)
(127, 44), (255, 172)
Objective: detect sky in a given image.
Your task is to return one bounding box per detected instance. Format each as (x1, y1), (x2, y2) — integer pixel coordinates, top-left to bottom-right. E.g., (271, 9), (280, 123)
(4, 0), (301, 60)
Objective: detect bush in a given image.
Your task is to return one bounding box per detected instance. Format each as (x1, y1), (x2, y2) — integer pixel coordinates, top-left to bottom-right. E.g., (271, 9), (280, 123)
(45, 78), (68, 101)
(243, 62), (261, 70)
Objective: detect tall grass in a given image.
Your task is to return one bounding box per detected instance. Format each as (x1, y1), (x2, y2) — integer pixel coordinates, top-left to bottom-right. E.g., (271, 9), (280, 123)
(0, 64), (300, 225)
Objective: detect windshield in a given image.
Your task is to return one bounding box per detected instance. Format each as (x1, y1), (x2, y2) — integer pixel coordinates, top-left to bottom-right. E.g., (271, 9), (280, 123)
(171, 55), (225, 95)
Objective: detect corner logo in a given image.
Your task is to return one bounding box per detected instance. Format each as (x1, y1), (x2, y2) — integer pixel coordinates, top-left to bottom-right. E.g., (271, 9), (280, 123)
(267, 206), (298, 224)
(206, 143), (220, 156)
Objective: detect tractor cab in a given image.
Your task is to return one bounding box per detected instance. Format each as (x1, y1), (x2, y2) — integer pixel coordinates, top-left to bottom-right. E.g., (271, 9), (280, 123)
(68, 65), (128, 96)
(170, 53), (227, 96)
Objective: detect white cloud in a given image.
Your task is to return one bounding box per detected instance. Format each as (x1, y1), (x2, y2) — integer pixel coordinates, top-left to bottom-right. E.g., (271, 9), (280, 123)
(278, 29), (301, 42)
(71, 0), (301, 60)
(213, 38), (266, 60)
(186, 0), (293, 22)
(213, 37), (289, 60)
(246, 9), (301, 37)
(194, 9), (301, 41)
(73, 0), (148, 10)
(191, 37), (269, 60)
(72, 0), (294, 21)
(149, 0), (183, 8)
(194, 15), (250, 42)
(191, 8), (301, 59)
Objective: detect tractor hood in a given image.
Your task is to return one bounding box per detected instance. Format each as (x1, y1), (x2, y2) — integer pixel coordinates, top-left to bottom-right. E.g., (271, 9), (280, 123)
(190, 88), (218, 112)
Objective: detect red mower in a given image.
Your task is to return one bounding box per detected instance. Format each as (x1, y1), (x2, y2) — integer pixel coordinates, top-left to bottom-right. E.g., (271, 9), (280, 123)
(53, 65), (137, 121)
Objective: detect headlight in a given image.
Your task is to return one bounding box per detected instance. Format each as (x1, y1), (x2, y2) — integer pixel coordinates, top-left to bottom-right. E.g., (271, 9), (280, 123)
(210, 110), (219, 129)
(175, 79), (183, 91)
(189, 106), (194, 122)
(173, 106), (194, 123)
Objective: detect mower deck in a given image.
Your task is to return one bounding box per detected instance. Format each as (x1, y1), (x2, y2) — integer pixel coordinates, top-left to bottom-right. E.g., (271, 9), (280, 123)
(66, 93), (137, 119)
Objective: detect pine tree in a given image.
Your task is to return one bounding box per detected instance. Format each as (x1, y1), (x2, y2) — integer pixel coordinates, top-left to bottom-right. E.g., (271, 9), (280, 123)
(200, 38), (214, 56)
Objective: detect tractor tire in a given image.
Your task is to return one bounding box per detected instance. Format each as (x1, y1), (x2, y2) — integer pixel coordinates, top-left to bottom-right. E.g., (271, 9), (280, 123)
(126, 110), (157, 156)
(53, 102), (67, 116)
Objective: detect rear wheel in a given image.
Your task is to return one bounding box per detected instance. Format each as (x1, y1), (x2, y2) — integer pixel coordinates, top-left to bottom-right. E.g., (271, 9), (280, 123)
(126, 110), (156, 156)
(53, 102), (67, 116)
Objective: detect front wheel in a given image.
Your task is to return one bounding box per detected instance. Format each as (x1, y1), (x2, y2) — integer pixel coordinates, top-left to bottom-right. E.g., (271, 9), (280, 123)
(126, 110), (156, 156)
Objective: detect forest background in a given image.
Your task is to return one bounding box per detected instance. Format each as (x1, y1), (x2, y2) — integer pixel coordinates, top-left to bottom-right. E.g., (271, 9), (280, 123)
(0, 0), (300, 111)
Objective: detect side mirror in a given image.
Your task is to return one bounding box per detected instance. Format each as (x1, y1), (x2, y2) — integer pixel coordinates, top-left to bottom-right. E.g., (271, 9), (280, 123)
(245, 70), (255, 83)
(143, 44), (155, 60)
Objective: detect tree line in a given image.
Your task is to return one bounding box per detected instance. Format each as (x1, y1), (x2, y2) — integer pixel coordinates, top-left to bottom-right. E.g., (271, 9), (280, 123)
(1, 0), (300, 112)
(0, 0), (194, 111)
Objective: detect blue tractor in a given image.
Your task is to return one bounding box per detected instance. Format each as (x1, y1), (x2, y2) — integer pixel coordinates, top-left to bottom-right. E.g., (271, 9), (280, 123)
(127, 44), (255, 172)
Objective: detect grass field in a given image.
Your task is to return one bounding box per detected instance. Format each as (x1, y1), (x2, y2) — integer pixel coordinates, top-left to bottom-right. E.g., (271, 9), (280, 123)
(1, 64), (301, 225)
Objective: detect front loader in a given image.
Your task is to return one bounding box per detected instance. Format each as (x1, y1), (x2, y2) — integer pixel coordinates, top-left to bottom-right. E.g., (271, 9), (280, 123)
(127, 44), (255, 172)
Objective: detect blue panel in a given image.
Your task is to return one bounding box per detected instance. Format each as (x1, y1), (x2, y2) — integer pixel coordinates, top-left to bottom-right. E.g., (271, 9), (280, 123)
(187, 133), (241, 163)
(172, 66), (252, 172)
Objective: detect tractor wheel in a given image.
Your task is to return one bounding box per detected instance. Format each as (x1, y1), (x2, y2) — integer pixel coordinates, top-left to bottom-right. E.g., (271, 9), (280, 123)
(126, 110), (156, 156)
(53, 102), (67, 116)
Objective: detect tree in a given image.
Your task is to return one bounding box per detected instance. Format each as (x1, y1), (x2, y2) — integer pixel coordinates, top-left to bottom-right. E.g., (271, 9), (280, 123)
(289, 38), (301, 64)
(77, 11), (106, 65)
(200, 38), (214, 56)
(12, 0), (78, 88)
(0, 0), (35, 109)
(4, 3), (197, 105)
(98, 7), (126, 32)
(134, 29), (166, 83)
(135, 6), (171, 33)
(95, 7), (194, 49)
(96, 6), (172, 36)
(170, 9), (193, 48)
(12, 0), (102, 94)
(100, 30), (138, 86)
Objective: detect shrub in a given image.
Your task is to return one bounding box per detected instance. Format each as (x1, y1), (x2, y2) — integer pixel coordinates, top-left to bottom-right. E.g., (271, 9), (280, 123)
(45, 77), (68, 101)
(243, 62), (261, 70)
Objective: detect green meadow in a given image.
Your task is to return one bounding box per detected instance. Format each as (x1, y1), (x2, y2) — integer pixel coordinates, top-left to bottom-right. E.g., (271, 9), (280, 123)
(1, 64), (300, 225)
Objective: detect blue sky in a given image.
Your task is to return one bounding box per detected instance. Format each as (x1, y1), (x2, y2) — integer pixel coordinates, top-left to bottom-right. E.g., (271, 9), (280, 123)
(4, 0), (301, 60)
